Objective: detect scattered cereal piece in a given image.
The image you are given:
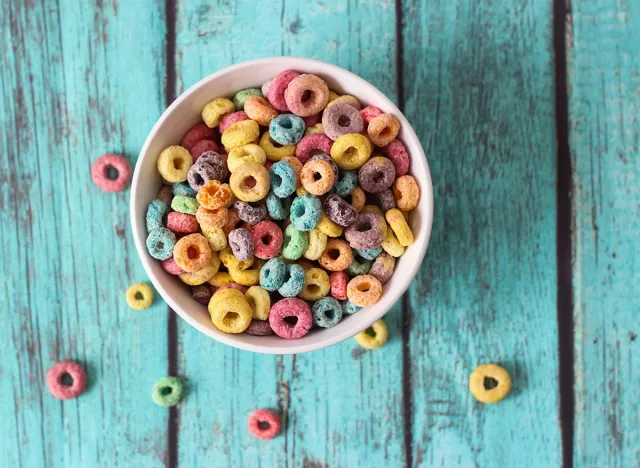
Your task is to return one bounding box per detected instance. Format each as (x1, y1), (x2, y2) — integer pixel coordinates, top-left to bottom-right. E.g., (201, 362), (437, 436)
(354, 320), (388, 349)
(248, 409), (282, 440)
(91, 153), (132, 192)
(126, 283), (154, 310)
(46, 361), (87, 400)
(469, 364), (512, 404)
(152, 376), (185, 407)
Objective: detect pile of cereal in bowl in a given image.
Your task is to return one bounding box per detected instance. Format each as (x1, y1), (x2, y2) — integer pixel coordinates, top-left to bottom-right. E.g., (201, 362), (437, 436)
(145, 70), (420, 340)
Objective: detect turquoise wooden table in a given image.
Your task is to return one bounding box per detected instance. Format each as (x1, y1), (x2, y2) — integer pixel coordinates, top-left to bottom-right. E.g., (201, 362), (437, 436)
(1, 0), (638, 466)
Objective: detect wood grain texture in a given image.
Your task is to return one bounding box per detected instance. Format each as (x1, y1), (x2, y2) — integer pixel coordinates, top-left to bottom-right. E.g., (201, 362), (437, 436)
(173, 1), (406, 466)
(0, 0), (168, 465)
(401, 0), (562, 465)
(568, 1), (640, 466)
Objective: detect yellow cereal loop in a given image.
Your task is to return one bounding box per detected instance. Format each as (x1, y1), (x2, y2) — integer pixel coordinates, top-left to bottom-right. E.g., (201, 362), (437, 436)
(381, 224), (405, 257)
(220, 246), (254, 271)
(156, 146), (193, 183)
(259, 131), (296, 161)
(402, 210), (410, 223)
(330, 133), (372, 170)
(326, 94), (361, 110)
(212, 288), (244, 301)
(245, 286), (271, 320)
(221, 119), (260, 149)
(228, 262), (261, 286)
(227, 144), (267, 172)
(385, 208), (414, 247)
(469, 364), (512, 404)
(229, 162), (270, 202)
(126, 283), (154, 310)
(328, 90), (340, 102)
(361, 205), (383, 216)
(316, 211), (343, 237)
(202, 97), (234, 128)
(208, 271), (233, 287)
(296, 185), (310, 196)
(354, 320), (388, 349)
(303, 228), (328, 261)
(178, 252), (220, 285)
(304, 123), (324, 136)
(298, 268), (330, 301)
(201, 226), (227, 251)
(208, 295), (252, 333)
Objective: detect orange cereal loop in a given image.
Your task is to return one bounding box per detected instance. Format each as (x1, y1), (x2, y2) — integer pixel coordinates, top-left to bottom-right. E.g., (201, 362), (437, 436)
(222, 208), (242, 235)
(318, 239), (353, 271)
(344, 185), (366, 212)
(367, 114), (401, 147)
(259, 131), (296, 161)
(300, 160), (336, 196)
(229, 162), (270, 202)
(281, 156), (303, 188)
(346, 275), (382, 307)
(244, 96), (279, 126)
(385, 208), (413, 247)
(173, 233), (212, 273)
(196, 205), (228, 229)
(392, 175), (420, 211)
(197, 180), (234, 210)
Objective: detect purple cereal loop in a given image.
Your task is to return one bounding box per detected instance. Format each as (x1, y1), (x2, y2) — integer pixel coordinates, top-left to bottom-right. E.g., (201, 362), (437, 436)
(375, 189), (396, 211)
(192, 284), (213, 305)
(228, 228), (255, 261)
(369, 252), (396, 284)
(233, 200), (267, 225)
(323, 194), (357, 227)
(358, 156), (396, 193)
(268, 70), (300, 111)
(321, 103), (364, 141)
(187, 151), (228, 191)
(244, 319), (275, 336)
(344, 211), (386, 249)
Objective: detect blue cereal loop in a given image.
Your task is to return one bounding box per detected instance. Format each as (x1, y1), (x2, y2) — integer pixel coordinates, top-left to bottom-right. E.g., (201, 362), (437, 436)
(331, 169), (358, 196)
(146, 228), (176, 260)
(278, 263), (305, 297)
(171, 181), (197, 197)
(269, 161), (297, 198)
(290, 194), (322, 231)
(146, 199), (168, 233)
(354, 247), (383, 261)
(259, 257), (287, 291)
(266, 191), (291, 220)
(269, 114), (305, 146)
(312, 297), (343, 328)
(342, 300), (361, 315)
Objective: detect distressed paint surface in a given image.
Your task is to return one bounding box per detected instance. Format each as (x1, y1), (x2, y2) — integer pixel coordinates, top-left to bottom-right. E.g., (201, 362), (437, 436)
(568, 1), (640, 466)
(401, 0), (562, 466)
(0, 0), (168, 466)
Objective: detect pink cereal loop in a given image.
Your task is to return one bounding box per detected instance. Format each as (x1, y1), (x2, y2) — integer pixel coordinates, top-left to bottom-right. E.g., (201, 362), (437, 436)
(380, 139), (410, 176)
(190, 139), (224, 161)
(217, 283), (248, 294)
(267, 70), (300, 111)
(219, 111), (249, 134)
(330, 271), (348, 300)
(162, 258), (184, 275)
(46, 360), (87, 400)
(181, 123), (216, 150)
(295, 134), (333, 163)
(268, 297), (312, 339)
(303, 114), (320, 128)
(91, 153), (132, 192)
(360, 106), (383, 127)
(248, 409), (281, 440)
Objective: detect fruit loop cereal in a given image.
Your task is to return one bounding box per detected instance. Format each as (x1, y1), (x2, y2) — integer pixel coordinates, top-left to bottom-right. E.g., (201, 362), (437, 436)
(146, 69), (422, 340)
(91, 153), (132, 192)
(469, 364), (512, 404)
(152, 376), (184, 407)
(248, 409), (282, 440)
(46, 361), (87, 399)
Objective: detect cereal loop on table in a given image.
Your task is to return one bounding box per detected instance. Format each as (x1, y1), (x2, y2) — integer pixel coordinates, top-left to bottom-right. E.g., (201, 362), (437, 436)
(392, 175), (420, 211)
(303, 228), (327, 261)
(284, 74), (330, 117)
(298, 267), (330, 301)
(248, 409), (282, 440)
(380, 139), (410, 176)
(244, 96), (279, 126)
(329, 271), (348, 300)
(221, 119), (260, 149)
(330, 133), (372, 170)
(354, 320), (388, 349)
(268, 70), (300, 111)
(202, 97), (234, 128)
(208, 294), (253, 333)
(385, 208), (414, 247)
(157, 146), (193, 183)
(347, 274), (382, 307)
(197, 180), (233, 210)
(367, 114), (400, 147)
(245, 286), (271, 320)
(229, 162), (270, 202)
(259, 131), (296, 161)
(91, 153), (132, 192)
(173, 233), (212, 273)
(46, 361), (87, 400)
(301, 160), (336, 196)
(227, 144), (267, 172)
(319, 238), (353, 271)
(269, 297), (313, 339)
(322, 103), (365, 141)
(469, 364), (512, 404)
(152, 376), (184, 407)
(126, 283), (154, 310)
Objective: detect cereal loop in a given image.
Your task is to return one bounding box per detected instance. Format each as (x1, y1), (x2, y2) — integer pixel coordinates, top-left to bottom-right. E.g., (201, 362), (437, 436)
(245, 286), (271, 320)
(346, 185), (366, 212)
(316, 211), (344, 237)
(295, 134), (333, 163)
(298, 268), (330, 301)
(251, 220), (284, 259)
(229, 162), (270, 202)
(346, 274), (382, 307)
(221, 119), (260, 149)
(301, 160), (336, 196)
(380, 139), (410, 176)
(244, 96), (279, 126)
(227, 144), (267, 172)
(326, 94), (362, 110)
(126, 283), (154, 310)
(152, 376), (184, 407)
(157, 146), (193, 183)
(329, 271), (348, 300)
(284, 74), (330, 117)
(202, 97), (234, 128)
(196, 206), (228, 229)
(248, 409), (282, 440)
(178, 255), (220, 285)
(360, 105), (383, 126)
(392, 175), (420, 211)
(303, 228), (327, 261)
(208, 294), (253, 333)
(330, 133), (372, 170)
(268, 70), (301, 111)
(367, 114), (400, 147)
(233, 88), (262, 110)
(202, 225), (228, 251)
(91, 153), (132, 192)
(319, 238), (353, 271)
(354, 320), (388, 349)
(469, 364), (512, 404)
(385, 208), (414, 247)
(322, 103), (365, 141)
(173, 233), (213, 273)
(181, 123), (216, 150)
(46, 361), (87, 400)
(269, 297), (313, 339)
(196, 180), (233, 210)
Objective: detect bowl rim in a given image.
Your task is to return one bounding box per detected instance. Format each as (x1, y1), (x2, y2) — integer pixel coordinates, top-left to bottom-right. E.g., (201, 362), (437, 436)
(130, 56), (434, 354)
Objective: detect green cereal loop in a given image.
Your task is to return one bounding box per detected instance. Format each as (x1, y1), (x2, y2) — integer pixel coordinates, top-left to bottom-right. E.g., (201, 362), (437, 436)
(171, 195), (199, 215)
(346, 255), (373, 276)
(152, 376), (184, 407)
(282, 224), (309, 260)
(233, 88), (262, 110)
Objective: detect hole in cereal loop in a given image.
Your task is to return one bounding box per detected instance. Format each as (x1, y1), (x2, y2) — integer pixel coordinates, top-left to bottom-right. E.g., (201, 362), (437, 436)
(258, 420), (271, 430)
(135, 292), (144, 300)
(187, 246), (199, 259)
(301, 90), (312, 102)
(284, 316), (299, 325)
(484, 377), (499, 390)
(244, 176), (257, 188)
(173, 158), (184, 170)
(365, 327), (376, 337)
(280, 118), (292, 129)
(161, 386), (173, 395)
(60, 373), (74, 387)
(338, 115), (351, 127)
(106, 166), (119, 180)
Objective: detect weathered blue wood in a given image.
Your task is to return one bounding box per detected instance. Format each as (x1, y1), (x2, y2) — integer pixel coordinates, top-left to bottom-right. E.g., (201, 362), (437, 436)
(401, 0), (562, 465)
(173, 1), (406, 466)
(0, 0), (168, 466)
(568, 1), (640, 466)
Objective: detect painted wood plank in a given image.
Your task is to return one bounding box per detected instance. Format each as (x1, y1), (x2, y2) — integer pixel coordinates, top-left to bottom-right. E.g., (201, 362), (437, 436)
(401, 0), (562, 465)
(173, 1), (406, 466)
(568, 1), (640, 466)
(0, 0), (168, 466)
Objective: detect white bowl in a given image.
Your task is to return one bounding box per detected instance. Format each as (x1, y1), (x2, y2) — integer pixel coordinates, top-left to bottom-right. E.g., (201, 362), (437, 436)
(130, 57), (433, 354)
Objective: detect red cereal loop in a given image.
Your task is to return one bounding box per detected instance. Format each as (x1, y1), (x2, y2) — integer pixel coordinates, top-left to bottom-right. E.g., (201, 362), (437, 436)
(162, 258), (184, 275)
(46, 360), (87, 400)
(269, 297), (313, 339)
(380, 139), (410, 176)
(330, 271), (348, 300)
(219, 111), (249, 134)
(181, 123), (217, 150)
(267, 70), (300, 111)
(295, 134), (333, 163)
(360, 105), (383, 126)
(248, 409), (281, 440)
(190, 139), (224, 161)
(303, 114), (320, 128)
(91, 153), (132, 192)
(167, 212), (199, 234)
(251, 221), (284, 259)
